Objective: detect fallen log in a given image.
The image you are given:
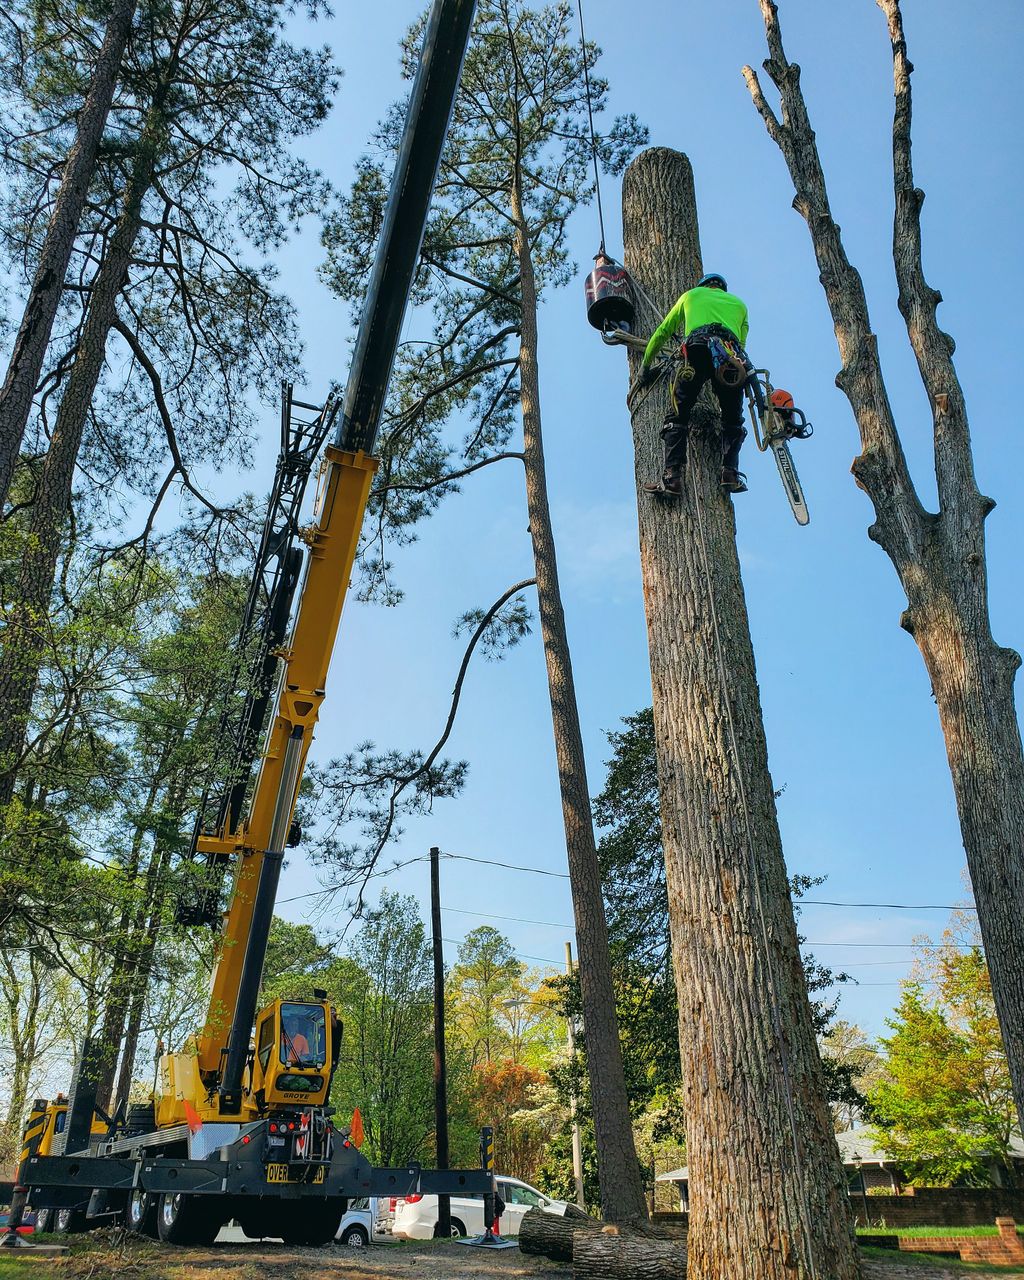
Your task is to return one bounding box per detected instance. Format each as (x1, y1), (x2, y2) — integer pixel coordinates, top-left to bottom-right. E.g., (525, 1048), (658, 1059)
(519, 1206), (601, 1262)
(572, 1233), (687, 1279)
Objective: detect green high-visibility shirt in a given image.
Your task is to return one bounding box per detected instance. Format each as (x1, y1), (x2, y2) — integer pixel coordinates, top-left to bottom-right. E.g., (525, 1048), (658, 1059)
(642, 286), (749, 367)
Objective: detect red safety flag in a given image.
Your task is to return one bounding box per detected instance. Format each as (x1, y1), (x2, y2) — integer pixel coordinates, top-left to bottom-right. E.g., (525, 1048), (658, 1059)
(350, 1107), (364, 1148)
(183, 1100), (203, 1134)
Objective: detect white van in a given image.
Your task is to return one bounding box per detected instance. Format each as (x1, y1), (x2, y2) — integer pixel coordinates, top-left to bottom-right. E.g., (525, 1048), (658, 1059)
(391, 1177), (566, 1239)
(335, 1196), (396, 1246)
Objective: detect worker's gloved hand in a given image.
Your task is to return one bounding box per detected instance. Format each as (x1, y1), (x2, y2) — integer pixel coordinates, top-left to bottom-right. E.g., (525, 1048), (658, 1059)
(637, 365), (658, 389)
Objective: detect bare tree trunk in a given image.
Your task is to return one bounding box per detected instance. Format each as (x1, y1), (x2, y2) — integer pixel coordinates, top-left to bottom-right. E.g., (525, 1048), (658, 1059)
(743, 0), (1024, 1132)
(0, 0), (138, 509)
(510, 181), (647, 1226)
(622, 147), (859, 1280)
(0, 127), (158, 806)
(112, 865), (168, 1109)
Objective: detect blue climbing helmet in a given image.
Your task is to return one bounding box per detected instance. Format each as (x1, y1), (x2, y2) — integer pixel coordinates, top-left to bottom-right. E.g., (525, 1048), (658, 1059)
(697, 272), (728, 291)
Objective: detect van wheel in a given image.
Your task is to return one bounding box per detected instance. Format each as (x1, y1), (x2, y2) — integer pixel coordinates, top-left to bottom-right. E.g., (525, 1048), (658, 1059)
(156, 1193), (221, 1245)
(340, 1223), (369, 1246)
(125, 1189), (157, 1237)
(446, 1217), (466, 1238)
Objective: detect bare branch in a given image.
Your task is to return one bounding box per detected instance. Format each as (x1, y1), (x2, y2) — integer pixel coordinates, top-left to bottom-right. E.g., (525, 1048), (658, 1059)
(743, 0), (926, 568)
(379, 450), (523, 497)
(877, 0), (987, 528)
(319, 578), (536, 907)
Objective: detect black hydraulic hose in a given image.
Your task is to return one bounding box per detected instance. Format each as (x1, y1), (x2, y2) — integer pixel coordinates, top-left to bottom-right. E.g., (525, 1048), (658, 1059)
(335, 0), (477, 455)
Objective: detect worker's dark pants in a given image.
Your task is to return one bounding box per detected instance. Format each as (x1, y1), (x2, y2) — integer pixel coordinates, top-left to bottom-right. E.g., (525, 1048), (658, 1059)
(661, 344), (747, 476)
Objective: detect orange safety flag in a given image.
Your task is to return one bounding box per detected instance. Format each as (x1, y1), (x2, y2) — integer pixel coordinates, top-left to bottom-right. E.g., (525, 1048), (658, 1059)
(183, 1100), (203, 1134)
(350, 1107), (364, 1148)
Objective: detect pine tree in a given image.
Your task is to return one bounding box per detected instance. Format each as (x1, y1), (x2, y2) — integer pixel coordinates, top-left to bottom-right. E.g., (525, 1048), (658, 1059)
(322, 0), (649, 1222)
(0, 0), (337, 807)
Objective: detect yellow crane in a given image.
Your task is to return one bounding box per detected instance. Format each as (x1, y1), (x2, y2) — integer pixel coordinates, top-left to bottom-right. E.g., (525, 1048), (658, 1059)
(5, 0), (491, 1248)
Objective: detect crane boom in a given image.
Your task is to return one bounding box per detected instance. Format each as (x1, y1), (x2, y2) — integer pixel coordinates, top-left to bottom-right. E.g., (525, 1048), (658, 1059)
(195, 0), (477, 1106)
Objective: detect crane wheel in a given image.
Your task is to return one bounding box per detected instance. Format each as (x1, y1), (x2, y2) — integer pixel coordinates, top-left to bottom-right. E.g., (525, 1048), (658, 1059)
(125, 1189), (158, 1237)
(54, 1207), (88, 1235)
(156, 1192), (222, 1245)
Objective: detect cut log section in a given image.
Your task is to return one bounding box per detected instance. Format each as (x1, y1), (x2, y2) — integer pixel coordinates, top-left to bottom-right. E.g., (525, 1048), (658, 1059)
(572, 1233), (687, 1279)
(518, 1206), (601, 1262)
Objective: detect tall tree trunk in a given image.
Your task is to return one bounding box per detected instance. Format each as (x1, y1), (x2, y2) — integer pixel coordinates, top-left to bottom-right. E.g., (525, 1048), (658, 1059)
(511, 181), (647, 1226)
(743, 0), (1024, 1132)
(622, 147), (859, 1279)
(112, 847), (172, 1109)
(92, 778), (160, 1111)
(0, 124), (159, 806)
(0, 0), (138, 509)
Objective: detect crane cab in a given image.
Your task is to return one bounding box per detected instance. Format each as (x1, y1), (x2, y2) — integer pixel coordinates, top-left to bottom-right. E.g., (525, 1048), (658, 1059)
(250, 998), (338, 1112)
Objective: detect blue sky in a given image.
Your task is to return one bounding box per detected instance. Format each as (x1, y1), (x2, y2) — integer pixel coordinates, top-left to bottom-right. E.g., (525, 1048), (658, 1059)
(230, 0), (1024, 1042)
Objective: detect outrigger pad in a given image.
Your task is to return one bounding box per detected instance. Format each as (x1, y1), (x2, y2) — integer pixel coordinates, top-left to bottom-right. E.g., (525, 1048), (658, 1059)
(456, 1234), (518, 1249)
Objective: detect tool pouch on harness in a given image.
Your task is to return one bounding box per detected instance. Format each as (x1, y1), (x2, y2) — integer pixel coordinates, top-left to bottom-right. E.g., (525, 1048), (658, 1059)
(685, 324), (748, 389)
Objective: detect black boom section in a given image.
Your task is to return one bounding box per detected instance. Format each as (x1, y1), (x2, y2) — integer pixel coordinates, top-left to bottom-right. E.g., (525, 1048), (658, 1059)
(336, 0), (478, 455)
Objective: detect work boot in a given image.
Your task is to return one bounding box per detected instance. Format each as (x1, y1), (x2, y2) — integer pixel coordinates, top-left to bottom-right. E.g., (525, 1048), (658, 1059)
(643, 468), (682, 497)
(720, 467), (748, 494)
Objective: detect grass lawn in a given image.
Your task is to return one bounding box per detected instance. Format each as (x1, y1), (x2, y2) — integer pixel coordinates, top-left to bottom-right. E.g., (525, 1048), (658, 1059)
(858, 1225), (1024, 1238)
(860, 1245), (1024, 1272)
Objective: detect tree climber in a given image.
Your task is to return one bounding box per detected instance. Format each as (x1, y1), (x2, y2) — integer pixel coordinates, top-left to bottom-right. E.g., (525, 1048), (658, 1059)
(636, 272), (750, 496)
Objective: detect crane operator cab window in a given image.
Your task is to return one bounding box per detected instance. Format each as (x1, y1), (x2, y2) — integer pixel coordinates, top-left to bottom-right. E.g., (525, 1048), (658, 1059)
(280, 1003), (326, 1069)
(252, 1000), (330, 1105)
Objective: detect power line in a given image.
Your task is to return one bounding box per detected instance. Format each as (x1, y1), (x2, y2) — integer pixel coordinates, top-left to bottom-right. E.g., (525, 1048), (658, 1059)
(444, 852), (975, 912)
(443, 851), (570, 880)
(444, 905), (574, 930)
(801, 900), (975, 912)
(442, 904), (978, 951)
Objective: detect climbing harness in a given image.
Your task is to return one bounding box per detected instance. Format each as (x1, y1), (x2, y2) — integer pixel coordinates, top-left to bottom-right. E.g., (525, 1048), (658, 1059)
(687, 464), (821, 1280)
(744, 368), (813, 525)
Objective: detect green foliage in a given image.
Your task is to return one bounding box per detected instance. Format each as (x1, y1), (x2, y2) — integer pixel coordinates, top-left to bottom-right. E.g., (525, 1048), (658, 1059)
(0, 0), (337, 518)
(329, 892), (436, 1167)
(870, 944), (1018, 1187)
(451, 926), (521, 1066)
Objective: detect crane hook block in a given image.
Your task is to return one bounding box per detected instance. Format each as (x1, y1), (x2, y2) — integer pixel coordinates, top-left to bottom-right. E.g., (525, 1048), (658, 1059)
(584, 252), (636, 335)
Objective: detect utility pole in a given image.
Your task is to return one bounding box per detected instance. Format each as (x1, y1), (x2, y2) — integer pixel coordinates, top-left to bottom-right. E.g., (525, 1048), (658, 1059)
(429, 846), (452, 1238)
(621, 147), (861, 1280)
(564, 942), (585, 1209)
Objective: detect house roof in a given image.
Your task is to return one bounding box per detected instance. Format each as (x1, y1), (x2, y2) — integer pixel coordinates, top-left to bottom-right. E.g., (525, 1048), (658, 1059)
(656, 1129), (1024, 1180)
(835, 1127), (1024, 1167)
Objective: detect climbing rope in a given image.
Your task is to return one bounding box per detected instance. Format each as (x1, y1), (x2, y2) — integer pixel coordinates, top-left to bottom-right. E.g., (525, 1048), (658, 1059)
(687, 463), (821, 1280)
(575, 0), (605, 254)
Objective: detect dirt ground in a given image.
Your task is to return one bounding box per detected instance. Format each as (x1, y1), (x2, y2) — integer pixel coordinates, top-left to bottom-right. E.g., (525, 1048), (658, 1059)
(1, 1236), (1022, 1280)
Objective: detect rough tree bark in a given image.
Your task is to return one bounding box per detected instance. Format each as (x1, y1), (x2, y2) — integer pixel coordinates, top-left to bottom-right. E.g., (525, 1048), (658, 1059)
(0, 0), (138, 509)
(573, 1233), (688, 1280)
(511, 177), (648, 1225)
(622, 148), (859, 1279)
(743, 0), (1024, 1131)
(519, 1205), (602, 1262)
(0, 123), (159, 807)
